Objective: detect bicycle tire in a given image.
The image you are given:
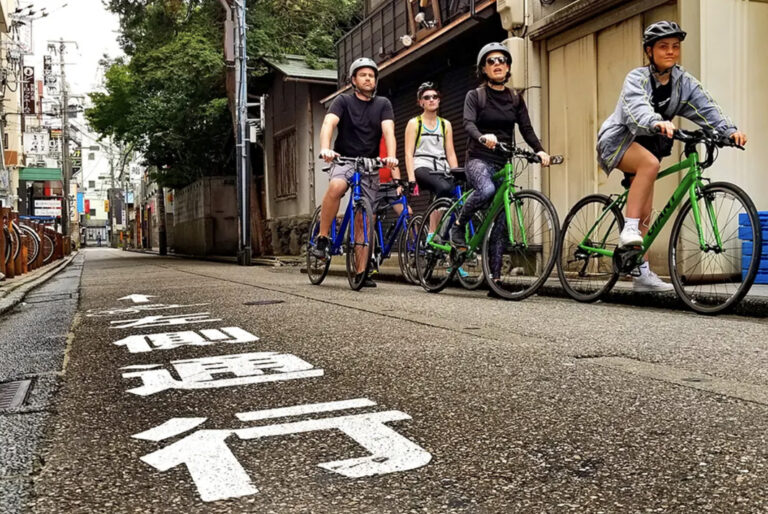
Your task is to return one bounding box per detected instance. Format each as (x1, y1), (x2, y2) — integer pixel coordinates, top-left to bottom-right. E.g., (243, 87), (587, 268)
(42, 232), (55, 263)
(457, 213), (485, 290)
(345, 198), (375, 291)
(9, 223), (21, 261)
(19, 225), (40, 264)
(415, 198), (457, 293)
(3, 226), (10, 264)
(398, 214), (421, 284)
(306, 206), (331, 285)
(557, 194), (623, 302)
(669, 181), (760, 314)
(482, 190), (560, 300)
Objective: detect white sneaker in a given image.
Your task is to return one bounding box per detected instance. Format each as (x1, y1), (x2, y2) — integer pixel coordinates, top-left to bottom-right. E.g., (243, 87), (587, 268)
(619, 226), (643, 247)
(633, 270), (674, 292)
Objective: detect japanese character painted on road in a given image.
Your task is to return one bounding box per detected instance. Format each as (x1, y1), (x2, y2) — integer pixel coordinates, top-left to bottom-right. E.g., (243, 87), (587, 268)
(110, 312), (222, 329)
(86, 303), (210, 317)
(113, 327), (258, 353)
(132, 398), (432, 502)
(121, 351), (324, 396)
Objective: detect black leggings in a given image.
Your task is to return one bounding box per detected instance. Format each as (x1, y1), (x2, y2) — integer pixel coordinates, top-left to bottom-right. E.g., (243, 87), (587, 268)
(414, 167), (453, 200)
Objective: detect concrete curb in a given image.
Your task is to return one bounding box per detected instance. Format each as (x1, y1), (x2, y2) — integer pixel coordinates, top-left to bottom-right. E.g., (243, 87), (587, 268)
(302, 265), (768, 318)
(0, 252), (80, 316)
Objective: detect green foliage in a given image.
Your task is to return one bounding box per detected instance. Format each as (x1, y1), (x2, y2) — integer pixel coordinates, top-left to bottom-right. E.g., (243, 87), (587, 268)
(87, 1), (232, 189)
(88, 0), (363, 188)
(247, 0), (362, 74)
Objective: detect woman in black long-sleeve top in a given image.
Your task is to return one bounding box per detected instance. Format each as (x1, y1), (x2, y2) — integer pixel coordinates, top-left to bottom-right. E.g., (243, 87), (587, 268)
(450, 42), (551, 292)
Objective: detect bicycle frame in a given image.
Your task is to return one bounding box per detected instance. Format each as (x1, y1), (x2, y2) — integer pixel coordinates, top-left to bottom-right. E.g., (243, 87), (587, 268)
(427, 161), (527, 254)
(322, 166), (372, 256)
(376, 193), (410, 259)
(578, 150), (718, 261)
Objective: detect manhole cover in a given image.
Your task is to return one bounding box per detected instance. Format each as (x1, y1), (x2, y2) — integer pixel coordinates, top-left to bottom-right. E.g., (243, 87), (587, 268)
(243, 300), (285, 306)
(0, 380), (32, 410)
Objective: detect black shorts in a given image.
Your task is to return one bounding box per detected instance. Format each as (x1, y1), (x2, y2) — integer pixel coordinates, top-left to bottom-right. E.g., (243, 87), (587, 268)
(634, 134), (674, 162)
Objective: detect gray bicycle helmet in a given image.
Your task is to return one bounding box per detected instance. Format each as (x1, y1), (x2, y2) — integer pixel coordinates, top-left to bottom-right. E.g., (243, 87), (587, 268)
(349, 57), (379, 79)
(476, 42), (512, 68)
(643, 21), (686, 47)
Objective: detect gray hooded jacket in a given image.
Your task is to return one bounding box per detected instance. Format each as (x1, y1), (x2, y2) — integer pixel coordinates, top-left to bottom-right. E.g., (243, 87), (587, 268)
(597, 64), (737, 173)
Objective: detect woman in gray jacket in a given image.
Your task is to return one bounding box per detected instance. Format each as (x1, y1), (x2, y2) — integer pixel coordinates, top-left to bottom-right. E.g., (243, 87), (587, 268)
(596, 21), (748, 292)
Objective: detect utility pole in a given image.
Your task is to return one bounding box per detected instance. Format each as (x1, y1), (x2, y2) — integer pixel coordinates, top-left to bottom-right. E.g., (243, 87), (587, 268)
(233, 0), (251, 265)
(49, 38), (78, 237)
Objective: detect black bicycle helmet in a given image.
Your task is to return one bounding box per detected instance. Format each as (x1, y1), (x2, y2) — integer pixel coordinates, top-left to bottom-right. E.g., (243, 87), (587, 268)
(643, 21), (687, 48)
(416, 82), (438, 101)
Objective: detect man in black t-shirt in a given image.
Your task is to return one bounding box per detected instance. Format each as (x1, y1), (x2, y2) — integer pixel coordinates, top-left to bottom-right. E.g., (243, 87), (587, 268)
(313, 57), (398, 286)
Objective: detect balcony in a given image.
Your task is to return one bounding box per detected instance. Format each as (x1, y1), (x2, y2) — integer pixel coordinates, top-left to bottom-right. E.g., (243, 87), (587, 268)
(336, 0), (493, 89)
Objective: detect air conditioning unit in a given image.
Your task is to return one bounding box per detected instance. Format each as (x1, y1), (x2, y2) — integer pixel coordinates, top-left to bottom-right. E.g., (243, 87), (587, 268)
(497, 0), (525, 31)
(504, 37), (526, 90)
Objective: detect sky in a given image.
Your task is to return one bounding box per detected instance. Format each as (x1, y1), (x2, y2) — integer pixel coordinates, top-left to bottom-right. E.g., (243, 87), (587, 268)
(27, 0), (123, 95)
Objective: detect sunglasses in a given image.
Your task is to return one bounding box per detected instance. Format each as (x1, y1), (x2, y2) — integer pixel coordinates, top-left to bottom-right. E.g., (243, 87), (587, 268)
(421, 94), (440, 101)
(485, 56), (508, 66)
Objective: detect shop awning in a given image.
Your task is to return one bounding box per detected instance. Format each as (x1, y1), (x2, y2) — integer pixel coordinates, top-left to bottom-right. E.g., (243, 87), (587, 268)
(19, 167), (63, 181)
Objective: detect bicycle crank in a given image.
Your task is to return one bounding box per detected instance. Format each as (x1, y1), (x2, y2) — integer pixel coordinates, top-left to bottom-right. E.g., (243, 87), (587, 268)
(613, 246), (643, 275)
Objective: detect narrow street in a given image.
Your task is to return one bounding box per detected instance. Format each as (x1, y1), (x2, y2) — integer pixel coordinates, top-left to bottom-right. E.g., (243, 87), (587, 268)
(4, 249), (766, 512)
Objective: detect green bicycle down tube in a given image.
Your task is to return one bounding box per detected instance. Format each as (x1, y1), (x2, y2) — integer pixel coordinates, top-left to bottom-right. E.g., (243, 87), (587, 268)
(578, 193), (628, 258)
(641, 161), (700, 254)
(428, 196), (467, 253)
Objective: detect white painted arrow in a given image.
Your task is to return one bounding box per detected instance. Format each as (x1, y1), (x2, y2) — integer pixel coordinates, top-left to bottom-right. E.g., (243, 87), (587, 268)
(118, 294), (157, 304)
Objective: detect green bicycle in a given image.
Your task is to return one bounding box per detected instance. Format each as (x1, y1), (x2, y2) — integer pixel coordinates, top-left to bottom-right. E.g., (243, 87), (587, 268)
(557, 128), (760, 314)
(415, 142), (563, 300)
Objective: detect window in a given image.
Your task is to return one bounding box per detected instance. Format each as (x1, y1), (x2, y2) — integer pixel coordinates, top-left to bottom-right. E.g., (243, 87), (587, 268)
(88, 181), (95, 188)
(88, 153), (95, 160)
(89, 208), (96, 216)
(274, 128), (297, 199)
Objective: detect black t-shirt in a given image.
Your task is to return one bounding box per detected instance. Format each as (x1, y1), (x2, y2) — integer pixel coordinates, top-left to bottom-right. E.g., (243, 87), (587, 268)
(464, 86), (544, 168)
(328, 93), (394, 158)
(651, 80), (673, 120)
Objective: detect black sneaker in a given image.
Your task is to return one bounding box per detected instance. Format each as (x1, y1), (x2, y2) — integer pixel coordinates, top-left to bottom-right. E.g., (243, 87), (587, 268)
(449, 223), (467, 248)
(310, 235), (330, 259)
(356, 273), (377, 288)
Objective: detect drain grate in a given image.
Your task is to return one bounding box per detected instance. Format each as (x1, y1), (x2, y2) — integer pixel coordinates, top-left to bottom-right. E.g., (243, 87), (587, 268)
(0, 380), (32, 409)
(243, 300), (285, 306)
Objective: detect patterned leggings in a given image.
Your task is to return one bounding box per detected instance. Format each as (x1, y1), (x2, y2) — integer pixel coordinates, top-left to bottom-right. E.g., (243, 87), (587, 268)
(456, 158), (506, 279)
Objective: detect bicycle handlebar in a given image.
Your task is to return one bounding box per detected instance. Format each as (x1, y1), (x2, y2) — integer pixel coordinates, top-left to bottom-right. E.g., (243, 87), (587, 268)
(653, 127), (744, 150)
(319, 155), (384, 175)
(479, 138), (564, 166)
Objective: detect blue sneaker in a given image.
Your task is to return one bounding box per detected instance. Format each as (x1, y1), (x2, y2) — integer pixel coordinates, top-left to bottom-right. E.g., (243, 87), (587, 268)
(456, 267), (469, 278)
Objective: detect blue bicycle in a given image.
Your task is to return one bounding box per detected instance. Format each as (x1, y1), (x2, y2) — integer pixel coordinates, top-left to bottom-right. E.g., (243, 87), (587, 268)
(370, 181), (420, 284)
(306, 157), (381, 290)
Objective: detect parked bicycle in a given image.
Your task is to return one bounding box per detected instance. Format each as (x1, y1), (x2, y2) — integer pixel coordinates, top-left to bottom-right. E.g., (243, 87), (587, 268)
(558, 128), (757, 314)
(306, 156), (381, 290)
(415, 142), (563, 299)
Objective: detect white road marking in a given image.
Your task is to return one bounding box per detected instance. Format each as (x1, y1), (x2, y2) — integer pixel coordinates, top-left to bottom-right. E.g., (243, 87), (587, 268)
(113, 327), (258, 353)
(110, 313), (222, 329)
(236, 398), (376, 421)
(118, 294), (157, 304)
(122, 352), (324, 396)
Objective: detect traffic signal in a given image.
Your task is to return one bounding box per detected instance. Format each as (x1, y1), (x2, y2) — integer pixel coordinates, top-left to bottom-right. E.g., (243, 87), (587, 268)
(104, 200), (109, 211)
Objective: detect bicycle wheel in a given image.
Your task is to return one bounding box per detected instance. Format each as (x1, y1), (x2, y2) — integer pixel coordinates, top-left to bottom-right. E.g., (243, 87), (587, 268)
(306, 206), (331, 285)
(557, 194), (623, 302)
(345, 198), (375, 291)
(42, 232), (55, 263)
(20, 225), (40, 264)
(669, 182), (760, 314)
(482, 190), (559, 300)
(457, 213), (485, 290)
(3, 226), (10, 264)
(415, 198), (457, 293)
(398, 214), (421, 284)
(9, 224), (21, 261)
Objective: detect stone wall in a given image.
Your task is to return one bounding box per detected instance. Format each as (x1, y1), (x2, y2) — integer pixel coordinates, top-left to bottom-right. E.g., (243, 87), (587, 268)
(172, 177), (238, 256)
(266, 215), (312, 256)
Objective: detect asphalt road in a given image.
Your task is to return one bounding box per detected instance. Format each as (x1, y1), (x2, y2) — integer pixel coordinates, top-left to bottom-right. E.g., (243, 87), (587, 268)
(15, 249), (768, 512)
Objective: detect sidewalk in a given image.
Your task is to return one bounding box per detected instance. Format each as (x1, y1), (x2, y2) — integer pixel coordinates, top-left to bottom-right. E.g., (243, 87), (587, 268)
(298, 254), (768, 318)
(124, 247), (768, 317)
(0, 251), (80, 315)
